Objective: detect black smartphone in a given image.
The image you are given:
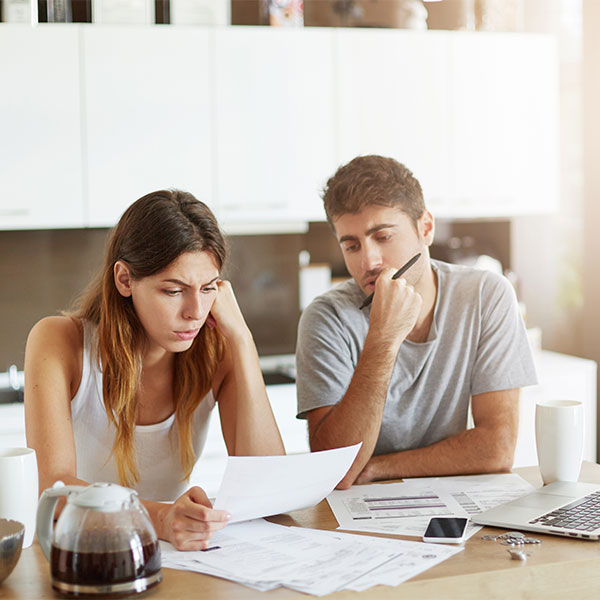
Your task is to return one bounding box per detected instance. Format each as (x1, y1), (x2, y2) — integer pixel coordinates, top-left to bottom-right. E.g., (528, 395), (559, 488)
(422, 517), (469, 544)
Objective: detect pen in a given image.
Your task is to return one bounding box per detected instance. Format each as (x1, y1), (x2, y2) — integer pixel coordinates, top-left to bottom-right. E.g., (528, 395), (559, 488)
(359, 252), (422, 310)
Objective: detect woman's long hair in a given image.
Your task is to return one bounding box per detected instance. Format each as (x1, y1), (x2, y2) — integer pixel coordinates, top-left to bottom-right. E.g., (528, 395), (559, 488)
(72, 190), (227, 487)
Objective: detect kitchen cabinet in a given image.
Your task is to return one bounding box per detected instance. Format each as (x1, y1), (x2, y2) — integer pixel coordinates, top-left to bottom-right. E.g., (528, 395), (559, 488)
(213, 27), (335, 225)
(83, 26), (214, 226)
(0, 25), (84, 230)
(335, 29), (451, 215)
(0, 404), (26, 448)
(448, 33), (559, 217)
(0, 25), (559, 231)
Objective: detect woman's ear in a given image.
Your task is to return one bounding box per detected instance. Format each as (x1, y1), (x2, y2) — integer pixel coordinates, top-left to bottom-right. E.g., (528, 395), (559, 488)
(114, 261), (133, 297)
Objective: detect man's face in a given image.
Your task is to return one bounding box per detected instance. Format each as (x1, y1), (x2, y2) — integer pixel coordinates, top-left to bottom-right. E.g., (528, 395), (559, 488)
(332, 205), (434, 295)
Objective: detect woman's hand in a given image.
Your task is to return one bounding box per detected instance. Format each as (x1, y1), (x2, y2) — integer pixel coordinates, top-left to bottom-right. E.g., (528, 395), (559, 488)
(205, 280), (251, 342)
(158, 486), (231, 551)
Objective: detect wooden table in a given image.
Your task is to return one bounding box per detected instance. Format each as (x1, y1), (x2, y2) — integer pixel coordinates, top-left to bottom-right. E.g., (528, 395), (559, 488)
(3, 464), (600, 599)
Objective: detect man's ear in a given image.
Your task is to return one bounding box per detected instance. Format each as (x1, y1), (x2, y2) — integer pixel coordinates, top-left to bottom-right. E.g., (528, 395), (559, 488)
(418, 210), (435, 247)
(114, 261), (133, 297)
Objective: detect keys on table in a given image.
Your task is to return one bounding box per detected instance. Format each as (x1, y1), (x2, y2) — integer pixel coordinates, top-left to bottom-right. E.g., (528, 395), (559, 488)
(480, 530), (542, 562)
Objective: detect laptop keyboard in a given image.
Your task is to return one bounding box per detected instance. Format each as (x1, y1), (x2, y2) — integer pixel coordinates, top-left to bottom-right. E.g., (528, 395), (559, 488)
(529, 490), (600, 532)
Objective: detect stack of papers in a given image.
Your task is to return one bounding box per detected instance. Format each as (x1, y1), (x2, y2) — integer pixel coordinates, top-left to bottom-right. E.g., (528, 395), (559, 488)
(161, 518), (463, 595)
(327, 473), (535, 539)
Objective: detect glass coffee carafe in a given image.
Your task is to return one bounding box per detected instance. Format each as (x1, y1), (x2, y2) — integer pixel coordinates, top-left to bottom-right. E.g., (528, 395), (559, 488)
(36, 481), (162, 598)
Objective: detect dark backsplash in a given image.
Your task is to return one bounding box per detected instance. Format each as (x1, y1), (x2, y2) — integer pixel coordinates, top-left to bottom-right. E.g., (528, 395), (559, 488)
(0, 228), (305, 371)
(0, 218), (510, 371)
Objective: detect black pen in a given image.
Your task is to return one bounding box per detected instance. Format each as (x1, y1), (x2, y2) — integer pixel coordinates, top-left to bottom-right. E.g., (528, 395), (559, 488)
(359, 252), (422, 310)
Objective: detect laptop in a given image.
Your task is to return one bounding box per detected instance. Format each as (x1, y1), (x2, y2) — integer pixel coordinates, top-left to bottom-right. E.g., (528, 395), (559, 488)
(472, 481), (600, 540)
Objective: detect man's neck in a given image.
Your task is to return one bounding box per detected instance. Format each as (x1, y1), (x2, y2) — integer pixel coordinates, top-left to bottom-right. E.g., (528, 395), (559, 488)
(407, 263), (438, 343)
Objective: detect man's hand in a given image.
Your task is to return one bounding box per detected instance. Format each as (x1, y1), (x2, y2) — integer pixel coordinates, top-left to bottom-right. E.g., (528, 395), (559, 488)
(369, 267), (422, 348)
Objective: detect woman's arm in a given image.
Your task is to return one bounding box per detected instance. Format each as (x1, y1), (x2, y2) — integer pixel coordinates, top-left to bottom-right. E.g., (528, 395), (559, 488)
(24, 316), (82, 494)
(210, 280), (285, 456)
(24, 317), (229, 551)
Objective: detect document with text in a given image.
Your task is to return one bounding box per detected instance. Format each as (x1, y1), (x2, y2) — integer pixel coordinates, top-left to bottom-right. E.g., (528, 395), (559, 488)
(213, 443), (361, 523)
(160, 518), (462, 595)
(327, 473), (535, 538)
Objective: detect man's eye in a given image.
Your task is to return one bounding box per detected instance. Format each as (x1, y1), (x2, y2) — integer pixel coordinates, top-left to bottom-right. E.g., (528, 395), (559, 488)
(164, 290), (181, 296)
(343, 245), (358, 253)
(201, 286), (217, 294)
(376, 234), (391, 242)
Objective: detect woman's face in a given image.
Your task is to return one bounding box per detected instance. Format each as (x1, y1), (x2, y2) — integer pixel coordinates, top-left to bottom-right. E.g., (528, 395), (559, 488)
(115, 250), (220, 355)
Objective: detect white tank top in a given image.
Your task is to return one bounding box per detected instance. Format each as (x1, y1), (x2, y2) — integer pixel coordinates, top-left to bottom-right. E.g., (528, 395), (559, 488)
(71, 321), (215, 502)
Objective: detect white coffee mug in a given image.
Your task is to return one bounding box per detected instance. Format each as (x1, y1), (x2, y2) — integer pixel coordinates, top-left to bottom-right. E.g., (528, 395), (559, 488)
(0, 447), (39, 547)
(535, 400), (584, 486)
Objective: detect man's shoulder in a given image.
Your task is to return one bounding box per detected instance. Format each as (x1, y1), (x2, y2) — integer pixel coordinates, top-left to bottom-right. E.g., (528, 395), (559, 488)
(433, 259), (512, 296)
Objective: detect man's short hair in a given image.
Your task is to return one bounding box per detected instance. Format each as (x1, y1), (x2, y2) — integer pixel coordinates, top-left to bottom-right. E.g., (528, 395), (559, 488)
(322, 155), (426, 228)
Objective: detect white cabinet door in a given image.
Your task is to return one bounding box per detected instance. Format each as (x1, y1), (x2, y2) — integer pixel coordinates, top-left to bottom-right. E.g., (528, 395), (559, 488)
(0, 25), (84, 230)
(83, 26), (214, 227)
(336, 29), (451, 216)
(214, 27), (336, 225)
(448, 33), (559, 217)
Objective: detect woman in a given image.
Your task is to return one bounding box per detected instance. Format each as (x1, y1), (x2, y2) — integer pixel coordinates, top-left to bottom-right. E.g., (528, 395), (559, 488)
(24, 190), (285, 550)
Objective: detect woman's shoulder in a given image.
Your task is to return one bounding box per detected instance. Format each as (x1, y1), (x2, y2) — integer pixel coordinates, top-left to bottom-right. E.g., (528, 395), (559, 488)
(27, 316), (84, 363)
(25, 316), (85, 398)
(29, 315), (82, 343)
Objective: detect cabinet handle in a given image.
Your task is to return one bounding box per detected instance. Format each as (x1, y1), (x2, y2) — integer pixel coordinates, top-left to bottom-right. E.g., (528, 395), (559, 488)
(0, 209), (30, 217)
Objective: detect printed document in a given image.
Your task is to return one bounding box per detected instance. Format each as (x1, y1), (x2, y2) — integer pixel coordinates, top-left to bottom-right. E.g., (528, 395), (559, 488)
(160, 518), (463, 596)
(327, 473), (535, 538)
(214, 443), (361, 522)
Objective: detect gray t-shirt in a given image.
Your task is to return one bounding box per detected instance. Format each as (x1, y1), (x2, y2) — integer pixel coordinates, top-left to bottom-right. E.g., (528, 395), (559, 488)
(296, 259), (538, 456)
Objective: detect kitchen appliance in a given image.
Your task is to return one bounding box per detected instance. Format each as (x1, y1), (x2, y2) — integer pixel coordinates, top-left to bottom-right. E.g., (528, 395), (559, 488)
(0, 366), (23, 404)
(36, 481), (161, 598)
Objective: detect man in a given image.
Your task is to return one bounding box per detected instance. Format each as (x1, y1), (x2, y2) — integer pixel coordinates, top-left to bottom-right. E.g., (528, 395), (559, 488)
(296, 155), (537, 489)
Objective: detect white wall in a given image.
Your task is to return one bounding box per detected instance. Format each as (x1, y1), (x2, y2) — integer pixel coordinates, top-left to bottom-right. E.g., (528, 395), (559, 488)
(582, 0), (600, 456)
(512, 1), (585, 359)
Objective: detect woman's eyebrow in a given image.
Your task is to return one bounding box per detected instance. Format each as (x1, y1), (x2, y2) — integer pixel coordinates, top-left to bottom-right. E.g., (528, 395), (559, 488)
(161, 276), (220, 287)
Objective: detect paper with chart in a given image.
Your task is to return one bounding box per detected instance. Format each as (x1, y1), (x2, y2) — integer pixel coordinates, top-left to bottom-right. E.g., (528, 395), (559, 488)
(327, 480), (480, 538)
(213, 443), (361, 523)
(403, 473), (536, 514)
(160, 518), (463, 596)
(327, 473), (535, 538)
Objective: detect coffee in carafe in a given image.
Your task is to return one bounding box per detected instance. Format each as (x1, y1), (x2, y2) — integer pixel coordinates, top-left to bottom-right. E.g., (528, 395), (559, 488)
(37, 482), (162, 597)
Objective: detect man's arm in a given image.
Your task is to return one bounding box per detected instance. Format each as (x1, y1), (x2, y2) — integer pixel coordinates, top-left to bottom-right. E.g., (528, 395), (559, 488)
(305, 268), (422, 488)
(354, 388), (520, 484)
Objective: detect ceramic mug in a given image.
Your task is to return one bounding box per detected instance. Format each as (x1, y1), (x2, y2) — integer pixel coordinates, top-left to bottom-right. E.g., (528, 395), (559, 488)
(535, 400), (584, 485)
(0, 448), (38, 547)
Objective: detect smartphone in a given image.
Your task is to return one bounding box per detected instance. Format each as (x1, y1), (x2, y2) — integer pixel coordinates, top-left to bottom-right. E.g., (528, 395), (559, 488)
(422, 517), (469, 544)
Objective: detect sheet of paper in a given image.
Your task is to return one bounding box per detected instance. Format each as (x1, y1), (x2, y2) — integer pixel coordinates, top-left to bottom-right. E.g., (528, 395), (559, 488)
(403, 473), (536, 514)
(327, 480), (481, 538)
(160, 518), (462, 596)
(327, 473), (535, 538)
(214, 443), (361, 523)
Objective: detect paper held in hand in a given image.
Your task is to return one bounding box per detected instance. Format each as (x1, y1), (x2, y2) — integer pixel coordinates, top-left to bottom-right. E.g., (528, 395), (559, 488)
(214, 443), (361, 522)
